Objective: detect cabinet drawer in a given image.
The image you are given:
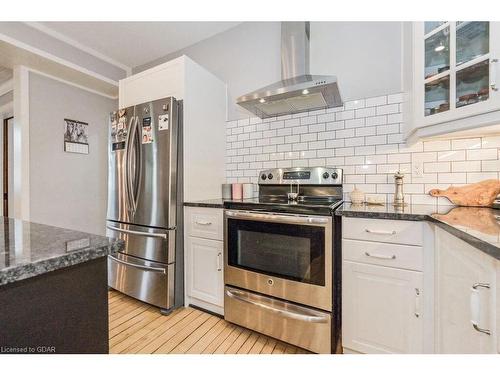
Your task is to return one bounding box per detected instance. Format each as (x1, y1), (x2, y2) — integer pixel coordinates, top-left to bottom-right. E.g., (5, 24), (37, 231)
(185, 207), (223, 240)
(343, 239), (423, 271)
(342, 217), (423, 246)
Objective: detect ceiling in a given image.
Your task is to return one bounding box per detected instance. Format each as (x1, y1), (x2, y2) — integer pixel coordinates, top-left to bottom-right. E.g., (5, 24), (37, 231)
(0, 66), (12, 85)
(35, 22), (242, 69)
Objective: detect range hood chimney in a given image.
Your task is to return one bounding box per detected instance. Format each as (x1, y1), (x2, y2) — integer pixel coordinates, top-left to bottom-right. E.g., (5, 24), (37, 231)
(237, 22), (342, 119)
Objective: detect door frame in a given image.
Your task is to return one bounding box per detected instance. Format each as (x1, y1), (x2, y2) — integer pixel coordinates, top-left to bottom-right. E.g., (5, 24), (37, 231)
(3, 116), (12, 217)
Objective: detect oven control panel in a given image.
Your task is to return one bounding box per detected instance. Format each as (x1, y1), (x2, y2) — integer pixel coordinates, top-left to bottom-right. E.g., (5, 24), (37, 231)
(258, 167), (343, 185)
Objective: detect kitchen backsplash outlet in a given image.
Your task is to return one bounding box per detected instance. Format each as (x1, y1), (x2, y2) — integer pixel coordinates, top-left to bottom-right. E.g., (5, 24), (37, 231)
(225, 92), (500, 205)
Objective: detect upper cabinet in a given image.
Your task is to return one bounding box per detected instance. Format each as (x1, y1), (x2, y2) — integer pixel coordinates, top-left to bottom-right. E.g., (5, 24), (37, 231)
(405, 22), (500, 142)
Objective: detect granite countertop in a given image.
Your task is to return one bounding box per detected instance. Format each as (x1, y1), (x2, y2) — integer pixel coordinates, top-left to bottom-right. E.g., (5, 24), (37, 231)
(184, 199), (226, 208)
(0, 217), (123, 286)
(337, 203), (500, 261)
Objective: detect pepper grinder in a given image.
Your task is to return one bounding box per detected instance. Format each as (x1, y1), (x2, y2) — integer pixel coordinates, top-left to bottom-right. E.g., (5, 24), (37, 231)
(393, 171), (406, 207)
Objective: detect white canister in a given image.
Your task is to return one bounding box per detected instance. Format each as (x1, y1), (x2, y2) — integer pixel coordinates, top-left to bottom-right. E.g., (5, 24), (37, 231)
(242, 183), (254, 199)
(221, 184), (232, 199)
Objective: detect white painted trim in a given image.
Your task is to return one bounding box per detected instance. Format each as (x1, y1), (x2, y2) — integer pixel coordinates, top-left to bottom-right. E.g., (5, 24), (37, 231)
(27, 68), (118, 100)
(0, 78), (13, 97)
(12, 66), (30, 220)
(0, 102), (13, 116)
(0, 32), (119, 87)
(24, 22), (132, 76)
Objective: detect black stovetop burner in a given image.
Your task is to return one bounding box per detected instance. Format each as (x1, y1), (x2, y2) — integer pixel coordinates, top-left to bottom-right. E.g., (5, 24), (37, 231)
(223, 196), (343, 216)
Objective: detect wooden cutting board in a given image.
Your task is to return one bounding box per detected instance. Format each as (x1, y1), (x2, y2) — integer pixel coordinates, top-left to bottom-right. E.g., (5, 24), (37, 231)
(429, 179), (500, 207)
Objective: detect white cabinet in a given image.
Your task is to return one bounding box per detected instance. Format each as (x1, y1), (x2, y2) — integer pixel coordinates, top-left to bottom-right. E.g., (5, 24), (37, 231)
(119, 55), (227, 202)
(406, 21), (500, 141)
(342, 261), (424, 354)
(186, 236), (223, 308)
(342, 217), (431, 354)
(435, 226), (497, 353)
(184, 206), (224, 315)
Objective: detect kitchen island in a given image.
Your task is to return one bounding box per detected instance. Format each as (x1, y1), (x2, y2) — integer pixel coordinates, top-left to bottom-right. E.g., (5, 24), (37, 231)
(0, 217), (122, 354)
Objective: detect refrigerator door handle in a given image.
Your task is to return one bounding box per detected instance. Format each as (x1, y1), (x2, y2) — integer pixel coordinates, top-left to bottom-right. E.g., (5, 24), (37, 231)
(106, 224), (168, 239)
(126, 116), (139, 214)
(132, 116), (142, 212)
(124, 115), (135, 214)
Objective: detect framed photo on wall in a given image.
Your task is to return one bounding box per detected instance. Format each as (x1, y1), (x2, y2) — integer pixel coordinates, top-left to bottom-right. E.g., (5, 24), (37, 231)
(64, 118), (89, 154)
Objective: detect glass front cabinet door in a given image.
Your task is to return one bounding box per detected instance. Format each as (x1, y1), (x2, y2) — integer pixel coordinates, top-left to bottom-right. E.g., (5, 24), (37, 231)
(413, 22), (500, 128)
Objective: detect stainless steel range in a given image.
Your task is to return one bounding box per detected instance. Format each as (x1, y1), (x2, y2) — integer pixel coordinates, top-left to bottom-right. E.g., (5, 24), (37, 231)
(223, 167), (343, 354)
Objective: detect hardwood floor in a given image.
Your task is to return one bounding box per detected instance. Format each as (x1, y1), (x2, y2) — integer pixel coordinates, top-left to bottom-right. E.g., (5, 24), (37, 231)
(108, 290), (310, 354)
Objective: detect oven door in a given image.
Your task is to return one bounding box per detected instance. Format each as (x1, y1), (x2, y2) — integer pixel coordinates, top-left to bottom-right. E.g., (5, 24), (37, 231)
(224, 210), (332, 311)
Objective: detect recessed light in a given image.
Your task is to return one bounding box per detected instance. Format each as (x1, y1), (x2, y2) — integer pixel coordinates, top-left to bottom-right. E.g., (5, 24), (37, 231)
(259, 98), (266, 103)
(435, 45), (445, 52)
(302, 89), (309, 95)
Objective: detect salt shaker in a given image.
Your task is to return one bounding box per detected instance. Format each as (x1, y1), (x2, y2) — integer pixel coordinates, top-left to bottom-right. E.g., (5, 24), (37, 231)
(393, 171), (405, 206)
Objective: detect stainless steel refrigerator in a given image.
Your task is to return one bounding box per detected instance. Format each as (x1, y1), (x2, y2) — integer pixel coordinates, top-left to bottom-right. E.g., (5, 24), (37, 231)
(106, 97), (183, 314)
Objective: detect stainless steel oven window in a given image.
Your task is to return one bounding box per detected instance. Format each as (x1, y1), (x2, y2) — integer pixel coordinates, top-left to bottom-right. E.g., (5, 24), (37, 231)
(227, 218), (326, 286)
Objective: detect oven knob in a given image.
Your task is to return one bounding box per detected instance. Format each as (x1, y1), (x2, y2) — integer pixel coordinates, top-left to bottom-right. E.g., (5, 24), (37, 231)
(268, 173), (273, 180)
(322, 172), (329, 179)
(331, 172), (339, 180)
(267, 278), (274, 286)
(261, 174), (267, 180)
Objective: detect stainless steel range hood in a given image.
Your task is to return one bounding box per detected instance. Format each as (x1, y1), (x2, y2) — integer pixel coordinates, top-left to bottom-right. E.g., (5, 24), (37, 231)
(237, 22), (342, 119)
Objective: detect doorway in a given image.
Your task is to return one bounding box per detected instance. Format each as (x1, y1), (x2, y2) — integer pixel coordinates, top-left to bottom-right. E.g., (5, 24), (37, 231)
(3, 116), (12, 217)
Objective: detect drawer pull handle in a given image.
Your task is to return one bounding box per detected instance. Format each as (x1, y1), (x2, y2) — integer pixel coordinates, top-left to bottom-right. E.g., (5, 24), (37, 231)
(365, 229), (397, 235)
(106, 225), (167, 238)
(217, 252), (222, 271)
(414, 288), (421, 318)
(364, 252), (396, 260)
(470, 283), (491, 335)
(225, 288), (328, 323)
(195, 221), (212, 226)
(108, 255), (167, 274)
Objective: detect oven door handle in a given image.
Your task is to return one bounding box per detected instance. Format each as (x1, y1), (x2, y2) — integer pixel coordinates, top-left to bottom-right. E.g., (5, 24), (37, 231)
(225, 210), (330, 225)
(225, 288), (329, 323)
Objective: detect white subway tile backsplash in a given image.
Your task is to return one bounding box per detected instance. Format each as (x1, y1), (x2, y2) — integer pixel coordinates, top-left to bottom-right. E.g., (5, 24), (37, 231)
(452, 160), (481, 172)
(365, 95), (387, 107)
(344, 99), (365, 110)
(326, 121), (345, 131)
(424, 140), (451, 152)
(437, 150), (465, 161)
(482, 160), (500, 172)
(317, 113), (336, 123)
(365, 135), (387, 146)
(376, 104), (399, 115)
(467, 148), (497, 160)
(345, 137), (365, 147)
(365, 115), (387, 126)
(336, 129), (355, 139)
(355, 107), (376, 118)
(425, 162), (451, 173)
(451, 138), (481, 150)
(345, 118), (365, 128)
(226, 92), (500, 204)
(482, 136), (500, 148)
(467, 172), (498, 183)
(336, 110), (355, 121)
(356, 126), (376, 137)
(438, 173), (467, 184)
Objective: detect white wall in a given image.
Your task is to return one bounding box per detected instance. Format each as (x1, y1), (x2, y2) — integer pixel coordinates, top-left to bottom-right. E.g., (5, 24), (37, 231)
(134, 22), (404, 121)
(310, 22), (403, 101)
(28, 72), (117, 234)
